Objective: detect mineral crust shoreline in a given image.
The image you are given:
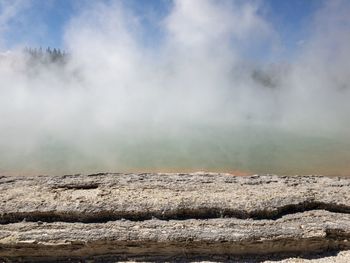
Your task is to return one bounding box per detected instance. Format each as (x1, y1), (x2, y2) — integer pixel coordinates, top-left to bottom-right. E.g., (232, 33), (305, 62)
(1, 173), (350, 262)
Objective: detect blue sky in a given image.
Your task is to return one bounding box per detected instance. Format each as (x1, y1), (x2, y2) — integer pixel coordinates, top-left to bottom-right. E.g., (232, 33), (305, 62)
(265, 0), (321, 52)
(1, 0), (323, 56)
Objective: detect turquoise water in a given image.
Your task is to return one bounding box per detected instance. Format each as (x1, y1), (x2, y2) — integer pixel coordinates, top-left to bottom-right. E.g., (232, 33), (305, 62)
(1, 124), (350, 176)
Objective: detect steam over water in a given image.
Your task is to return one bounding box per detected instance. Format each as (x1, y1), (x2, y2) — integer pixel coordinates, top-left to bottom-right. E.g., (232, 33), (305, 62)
(0, 0), (350, 176)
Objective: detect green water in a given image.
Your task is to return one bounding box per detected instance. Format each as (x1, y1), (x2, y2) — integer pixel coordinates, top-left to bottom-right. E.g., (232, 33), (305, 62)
(1, 124), (350, 176)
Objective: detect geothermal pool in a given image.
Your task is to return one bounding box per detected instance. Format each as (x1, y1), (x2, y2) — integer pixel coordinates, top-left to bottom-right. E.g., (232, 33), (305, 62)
(1, 0), (350, 178)
(1, 124), (349, 176)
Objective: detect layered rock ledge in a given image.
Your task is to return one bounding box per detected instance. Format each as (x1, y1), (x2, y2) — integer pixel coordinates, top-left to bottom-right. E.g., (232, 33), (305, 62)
(1, 173), (350, 262)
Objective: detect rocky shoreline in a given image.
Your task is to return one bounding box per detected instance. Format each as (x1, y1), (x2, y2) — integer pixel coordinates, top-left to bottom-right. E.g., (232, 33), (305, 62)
(1, 173), (350, 262)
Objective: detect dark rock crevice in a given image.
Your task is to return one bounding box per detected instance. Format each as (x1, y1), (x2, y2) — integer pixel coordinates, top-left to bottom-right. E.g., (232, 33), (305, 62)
(1, 201), (350, 224)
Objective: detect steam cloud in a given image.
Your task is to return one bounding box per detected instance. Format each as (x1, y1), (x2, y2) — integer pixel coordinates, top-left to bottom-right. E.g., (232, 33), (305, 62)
(0, 0), (349, 175)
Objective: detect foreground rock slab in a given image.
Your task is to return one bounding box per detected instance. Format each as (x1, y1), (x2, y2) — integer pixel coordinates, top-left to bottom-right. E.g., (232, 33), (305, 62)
(1, 173), (350, 262)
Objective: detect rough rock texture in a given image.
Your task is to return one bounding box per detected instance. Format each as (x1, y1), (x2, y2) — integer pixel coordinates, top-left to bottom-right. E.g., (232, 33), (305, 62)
(1, 173), (350, 262)
(263, 250), (350, 262)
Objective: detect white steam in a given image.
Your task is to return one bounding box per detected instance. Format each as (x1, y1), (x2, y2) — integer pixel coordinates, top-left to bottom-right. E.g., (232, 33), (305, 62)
(0, 0), (350, 175)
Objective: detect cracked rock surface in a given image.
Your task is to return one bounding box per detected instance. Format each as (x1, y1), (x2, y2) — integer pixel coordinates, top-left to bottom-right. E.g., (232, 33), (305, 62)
(1, 173), (350, 262)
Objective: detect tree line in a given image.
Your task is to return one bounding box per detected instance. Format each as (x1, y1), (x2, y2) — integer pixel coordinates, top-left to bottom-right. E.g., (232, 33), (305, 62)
(24, 47), (68, 64)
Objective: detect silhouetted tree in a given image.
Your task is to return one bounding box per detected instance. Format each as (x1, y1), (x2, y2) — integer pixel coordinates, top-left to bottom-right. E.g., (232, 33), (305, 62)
(24, 46), (68, 65)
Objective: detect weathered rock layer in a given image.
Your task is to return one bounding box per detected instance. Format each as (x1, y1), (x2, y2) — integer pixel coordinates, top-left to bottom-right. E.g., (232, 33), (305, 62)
(1, 173), (350, 262)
